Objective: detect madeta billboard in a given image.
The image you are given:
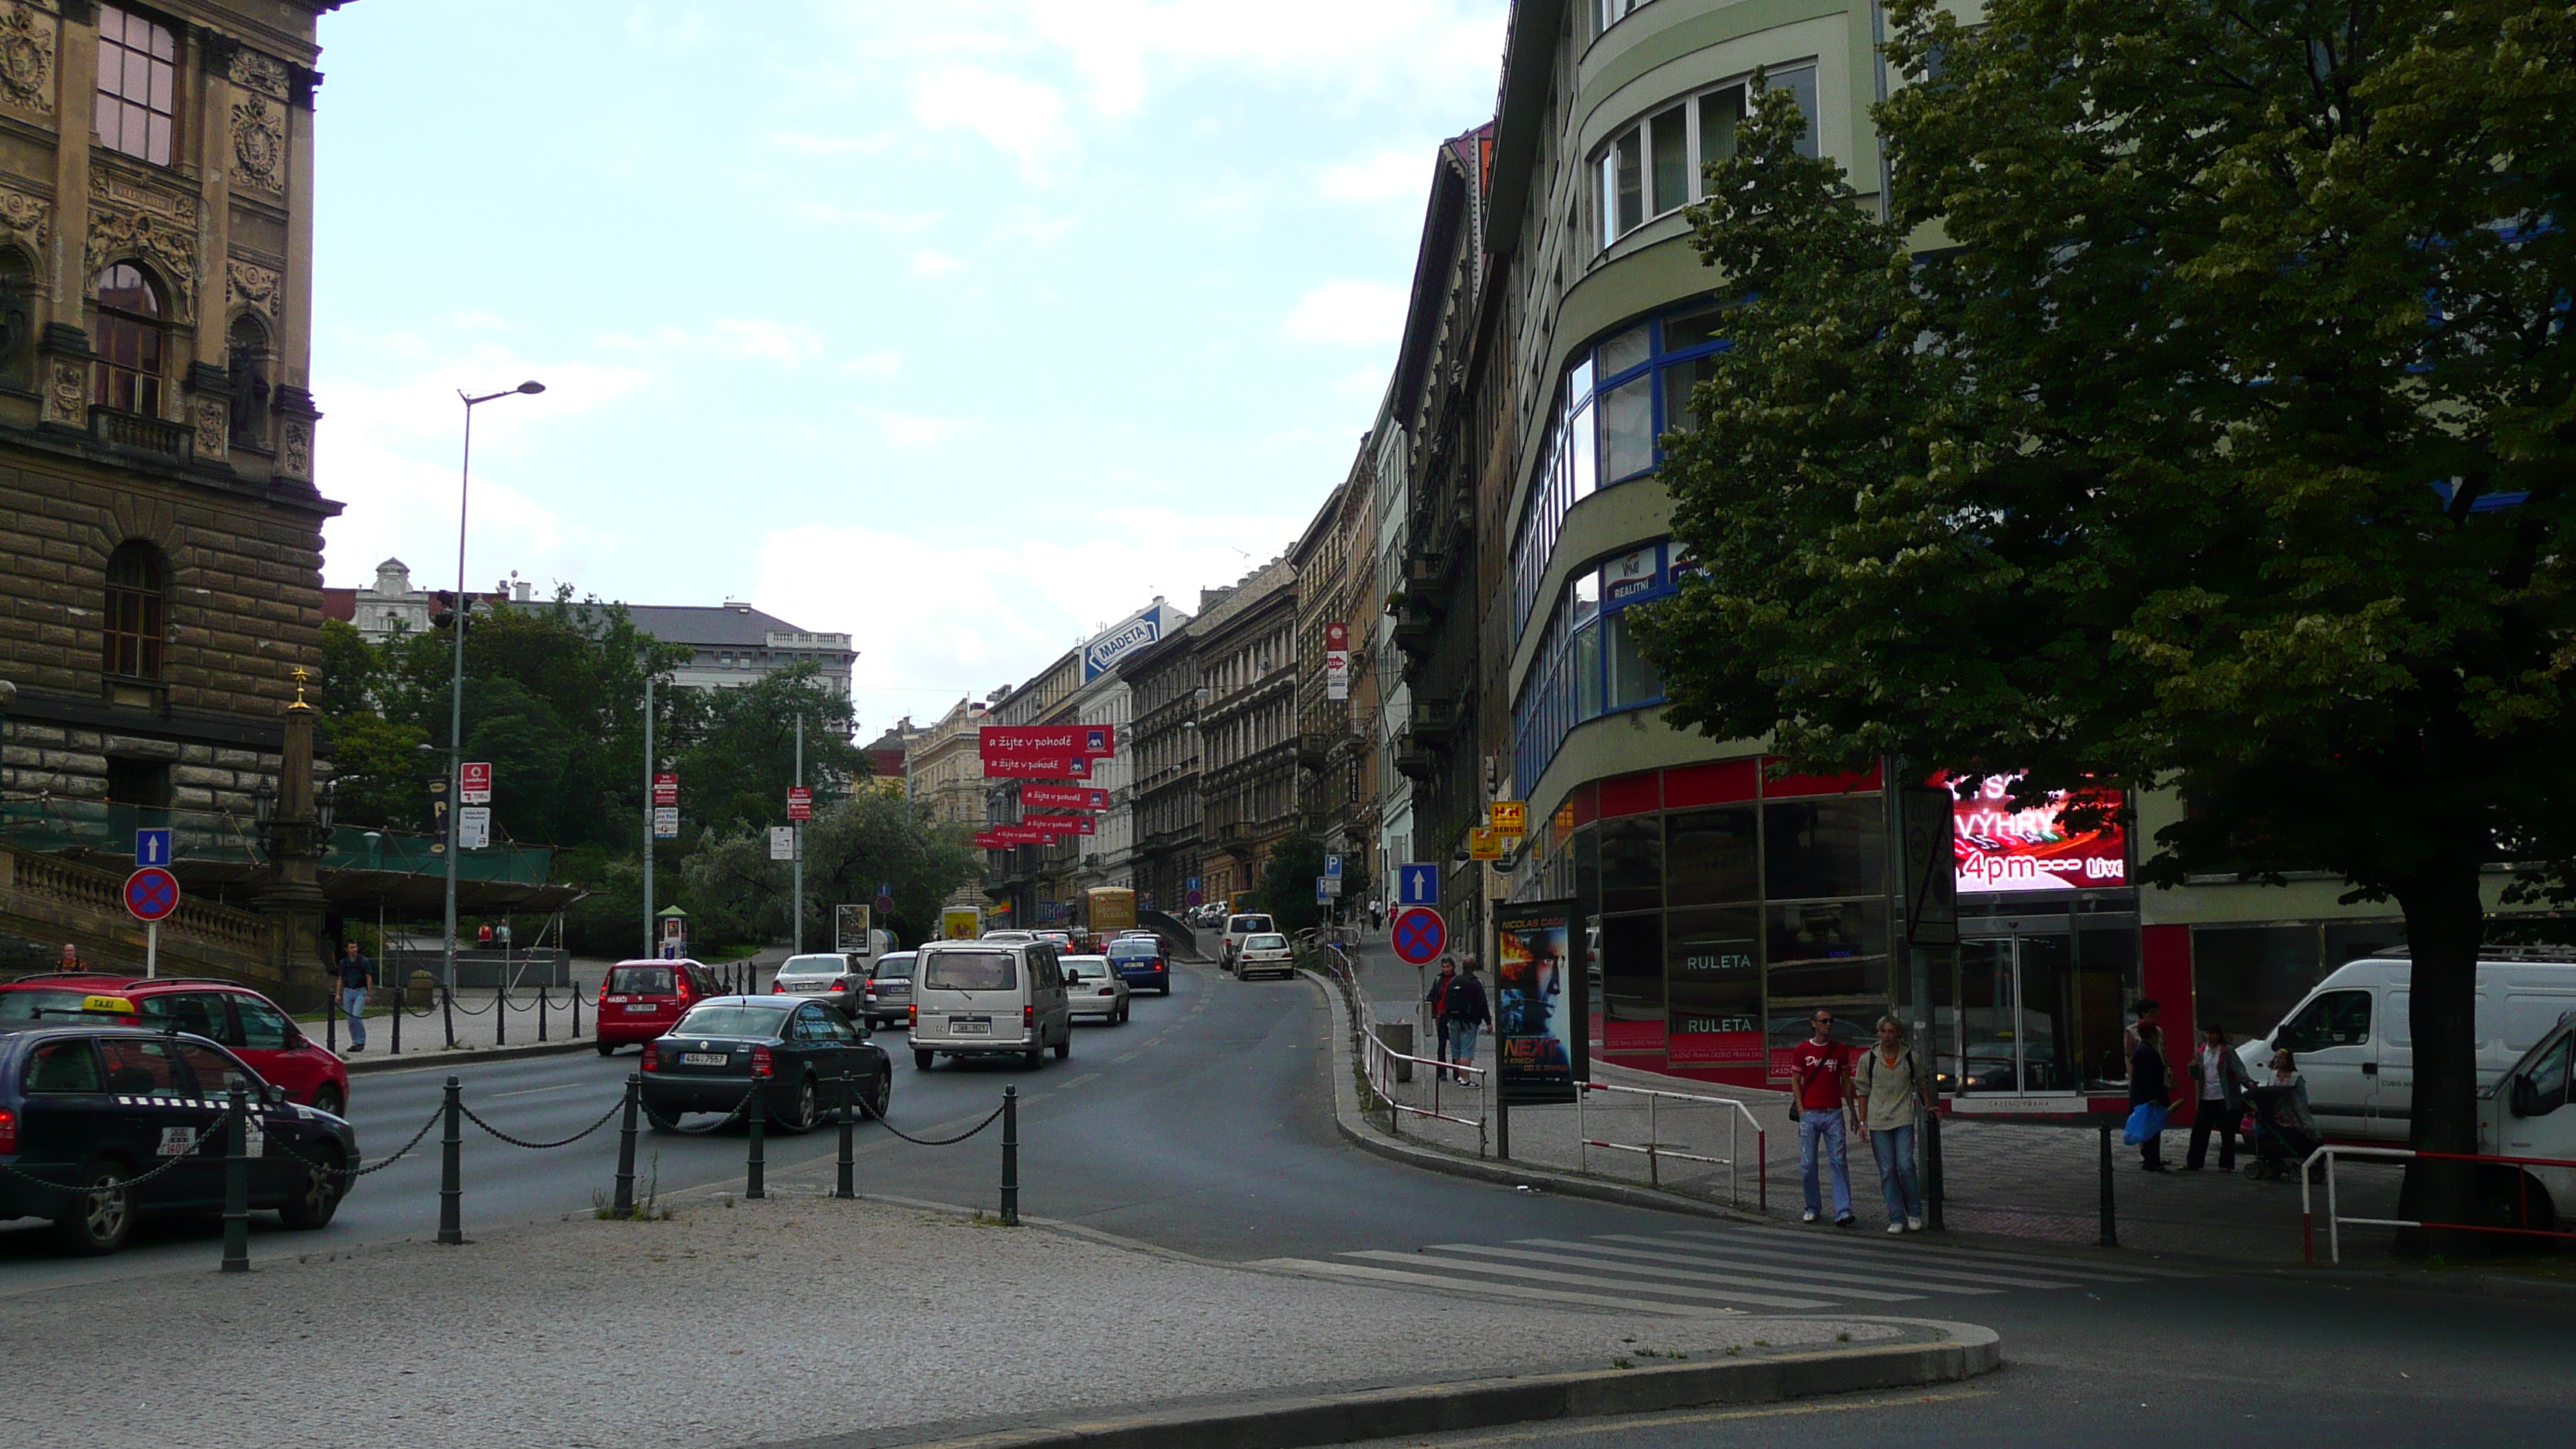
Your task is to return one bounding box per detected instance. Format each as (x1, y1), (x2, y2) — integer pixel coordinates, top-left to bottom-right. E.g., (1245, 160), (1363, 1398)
(1948, 774), (2129, 893)
(1082, 601), (1174, 681)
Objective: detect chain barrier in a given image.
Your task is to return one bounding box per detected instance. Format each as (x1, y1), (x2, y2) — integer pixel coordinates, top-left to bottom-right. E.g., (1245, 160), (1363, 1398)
(458, 1094), (629, 1151)
(872, 1100), (1009, 1147)
(649, 1081), (765, 1136)
(266, 1104), (444, 1181)
(0, 1122), (220, 1194)
(440, 987), (500, 1017)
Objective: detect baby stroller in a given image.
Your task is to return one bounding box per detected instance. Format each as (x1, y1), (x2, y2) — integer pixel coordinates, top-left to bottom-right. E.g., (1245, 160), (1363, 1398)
(2244, 1081), (2321, 1181)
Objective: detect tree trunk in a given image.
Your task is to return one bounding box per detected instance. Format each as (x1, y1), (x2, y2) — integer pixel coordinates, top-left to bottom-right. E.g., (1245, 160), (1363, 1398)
(2393, 857), (2486, 1258)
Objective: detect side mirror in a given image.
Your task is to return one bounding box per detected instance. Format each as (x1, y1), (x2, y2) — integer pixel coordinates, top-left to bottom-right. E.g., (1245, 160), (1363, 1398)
(2509, 1076), (2538, 1118)
(263, 1083), (289, 1108)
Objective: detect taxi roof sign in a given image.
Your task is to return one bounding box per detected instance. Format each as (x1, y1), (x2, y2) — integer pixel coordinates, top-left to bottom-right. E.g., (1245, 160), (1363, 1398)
(81, 994), (138, 1014)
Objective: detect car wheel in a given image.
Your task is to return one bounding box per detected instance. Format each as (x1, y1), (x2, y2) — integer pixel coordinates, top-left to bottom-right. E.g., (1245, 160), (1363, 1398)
(310, 1084), (345, 1118)
(277, 1144), (345, 1230)
(595, 1040), (615, 1056)
(1054, 1036), (1071, 1060)
(863, 1073), (891, 1121)
(782, 1077), (820, 1134)
(50, 1159), (135, 1256)
(643, 1100), (682, 1133)
(914, 1048), (935, 1070)
(1023, 1048), (1044, 1068)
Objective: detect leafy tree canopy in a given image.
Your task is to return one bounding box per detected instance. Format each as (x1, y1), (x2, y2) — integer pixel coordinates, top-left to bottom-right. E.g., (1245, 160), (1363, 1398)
(680, 789), (981, 950)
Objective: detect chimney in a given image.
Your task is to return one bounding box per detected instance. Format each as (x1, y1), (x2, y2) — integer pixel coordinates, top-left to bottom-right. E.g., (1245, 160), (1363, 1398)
(512, 581), (531, 603)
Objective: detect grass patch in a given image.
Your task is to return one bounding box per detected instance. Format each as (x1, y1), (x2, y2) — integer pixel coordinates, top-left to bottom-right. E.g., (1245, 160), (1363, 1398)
(591, 1153), (673, 1220)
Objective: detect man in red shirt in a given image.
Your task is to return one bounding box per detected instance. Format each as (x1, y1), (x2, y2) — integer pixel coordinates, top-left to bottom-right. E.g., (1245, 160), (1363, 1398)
(1788, 1008), (1858, 1226)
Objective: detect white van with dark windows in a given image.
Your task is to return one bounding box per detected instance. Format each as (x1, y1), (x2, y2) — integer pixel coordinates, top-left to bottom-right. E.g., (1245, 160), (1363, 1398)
(907, 938), (1073, 1070)
(1221, 913), (1275, 972)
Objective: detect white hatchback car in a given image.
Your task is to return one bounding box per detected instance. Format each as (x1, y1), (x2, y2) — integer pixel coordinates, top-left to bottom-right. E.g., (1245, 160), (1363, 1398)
(1059, 954), (1132, 1024)
(1235, 932), (1295, 980)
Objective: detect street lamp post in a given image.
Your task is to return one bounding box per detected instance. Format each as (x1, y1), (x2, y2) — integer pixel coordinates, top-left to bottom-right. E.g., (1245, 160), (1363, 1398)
(441, 381), (545, 993)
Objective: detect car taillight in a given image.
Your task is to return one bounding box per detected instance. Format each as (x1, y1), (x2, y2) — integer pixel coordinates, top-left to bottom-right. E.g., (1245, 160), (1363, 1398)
(909, 1004), (918, 1026)
(0, 1106), (15, 1153)
(771, 980), (786, 993)
(751, 1045), (774, 1076)
(1099, 988), (1116, 997)
(1023, 1005), (1035, 1028)
(641, 1046), (659, 1073)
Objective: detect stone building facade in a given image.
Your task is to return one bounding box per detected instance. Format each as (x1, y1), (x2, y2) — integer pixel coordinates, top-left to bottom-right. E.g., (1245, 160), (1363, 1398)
(1, 1), (347, 827)
(1194, 560), (1298, 910)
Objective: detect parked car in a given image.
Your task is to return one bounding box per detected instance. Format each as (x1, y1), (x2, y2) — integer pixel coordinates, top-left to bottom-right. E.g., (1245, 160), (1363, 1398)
(640, 997), (890, 1131)
(1060, 955), (1132, 1024)
(1105, 936), (1170, 995)
(0, 975), (352, 1115)
(1235, 932), (1295, 980)
(0, 1020), (358, 1255)
(909, 938), (1073, 1070)
(1222, 915), (1278, 972)
(769, 952), (866, 1013)
(862, 952), (916, 1030)
(596, 959), (724, 1055)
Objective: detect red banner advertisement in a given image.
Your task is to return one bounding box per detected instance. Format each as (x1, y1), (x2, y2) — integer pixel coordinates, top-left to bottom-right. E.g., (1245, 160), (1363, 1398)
(1025, 814), (1095, 836)
(990, 825), (1046, 844)
(1944, 772), (2129, 894)
(981, 755), (1091, 779)
(652, 772), (678, 807)
(980, 725), (1116, 760)
(1019, 783), (1107, 810)
(972, 832), (1006, 849)
(786, 786), (812, 821)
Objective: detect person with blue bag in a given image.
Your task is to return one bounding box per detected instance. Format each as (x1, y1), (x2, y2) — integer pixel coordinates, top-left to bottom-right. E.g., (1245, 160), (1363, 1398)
(2126, 1019), (2177, 1170)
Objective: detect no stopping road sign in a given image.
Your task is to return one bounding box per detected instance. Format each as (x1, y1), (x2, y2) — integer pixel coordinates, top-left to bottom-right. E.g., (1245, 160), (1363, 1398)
(124, 866), (180, 922)
(1390, 906), (1447, 965)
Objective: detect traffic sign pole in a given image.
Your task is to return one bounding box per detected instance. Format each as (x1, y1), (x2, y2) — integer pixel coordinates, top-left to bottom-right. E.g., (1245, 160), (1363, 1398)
(146, 920), (157, 979)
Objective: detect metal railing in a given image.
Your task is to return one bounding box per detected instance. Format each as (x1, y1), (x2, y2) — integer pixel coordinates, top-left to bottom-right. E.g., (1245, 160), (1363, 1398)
(1575, 1079), (1766, 1210)
(2301, 1145), (2576, 1263)
(1354, 988), (1488, 1155)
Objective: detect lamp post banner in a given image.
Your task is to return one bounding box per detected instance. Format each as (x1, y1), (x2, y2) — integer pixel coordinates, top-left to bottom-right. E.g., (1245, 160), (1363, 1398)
(981, 755), (1091, 779)
(980, 725), (1115, 760)
(1020, 783), (1108, 810)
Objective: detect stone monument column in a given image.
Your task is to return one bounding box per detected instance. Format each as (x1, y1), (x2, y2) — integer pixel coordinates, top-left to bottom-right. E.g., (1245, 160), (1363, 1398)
(256, 668), (331, 1009)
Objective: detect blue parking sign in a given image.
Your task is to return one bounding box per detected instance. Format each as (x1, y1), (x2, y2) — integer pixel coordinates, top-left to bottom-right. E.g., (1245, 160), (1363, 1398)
(1324, 854), (1342, 879)
(1397, 863), (1439, 907)
(135, 827), (173, 868)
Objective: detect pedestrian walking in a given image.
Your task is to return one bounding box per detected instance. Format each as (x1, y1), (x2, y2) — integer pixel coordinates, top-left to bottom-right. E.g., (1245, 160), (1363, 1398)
(496, 919), (513, 954)
(335, 940), (375, 1053)
(1789, 1009), (1858, 1226)
(1854, 1016), (1930, 1233)
(1424, 957), (1456, 1077)
(2129, 1019), (2177, 1170)
(1368, 899), (1384, 933)
(476, 921), (495, 950)
(1443, 957), (1492, 1088)
(2248, 1048), (2322, 1180)
(2185, 1023), (2252, 1171)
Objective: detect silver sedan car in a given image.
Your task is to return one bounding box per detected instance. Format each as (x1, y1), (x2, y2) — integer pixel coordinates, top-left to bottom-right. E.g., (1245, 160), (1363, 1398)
(1059, 954), (1131, 1025)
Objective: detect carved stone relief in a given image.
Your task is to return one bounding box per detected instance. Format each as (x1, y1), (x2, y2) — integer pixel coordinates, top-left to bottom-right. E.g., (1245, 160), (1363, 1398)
(277, 416), (311, 480)
(230, 94), (286, 195)
(228, 47), (289, 101)
(0, 181), (48, 255)
(91, 169), (198, 223)
(47, 355), (82, 424)
(225, 259), (280, 320)
(194, 396), (225, 457)
(0, 4), (55, 117)
(86, 205), (197, 321)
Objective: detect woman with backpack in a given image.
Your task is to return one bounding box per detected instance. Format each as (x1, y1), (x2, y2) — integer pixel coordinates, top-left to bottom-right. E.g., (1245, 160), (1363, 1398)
(1854, 1016), (1932, 1233)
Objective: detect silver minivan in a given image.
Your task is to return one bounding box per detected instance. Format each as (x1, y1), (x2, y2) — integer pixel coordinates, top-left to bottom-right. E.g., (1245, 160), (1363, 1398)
(908, 939), (1074, 1070)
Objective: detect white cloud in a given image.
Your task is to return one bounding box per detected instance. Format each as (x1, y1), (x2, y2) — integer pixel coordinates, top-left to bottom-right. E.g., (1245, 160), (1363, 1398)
(766, 130), (896, 157)
(863, 407), (971, 448)
(909, 249), (967, 277)
(1321, 148), (1431, 203)
(911, 65), (1072, 171)
(1282, 279), (1408, 345)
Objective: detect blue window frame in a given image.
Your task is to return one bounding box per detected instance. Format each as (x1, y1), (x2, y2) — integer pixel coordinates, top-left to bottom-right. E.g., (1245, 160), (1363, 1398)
(1512, 540), (1680, 789)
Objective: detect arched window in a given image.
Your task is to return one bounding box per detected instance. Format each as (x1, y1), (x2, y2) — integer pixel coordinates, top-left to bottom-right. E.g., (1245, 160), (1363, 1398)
(226, 313), (272, 446)
(103, 540), (166, 680)
(92, 263), (165, 416)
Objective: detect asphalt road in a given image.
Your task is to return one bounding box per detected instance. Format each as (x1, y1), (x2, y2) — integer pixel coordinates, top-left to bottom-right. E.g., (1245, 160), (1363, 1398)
(8, 937), (2575, 1449)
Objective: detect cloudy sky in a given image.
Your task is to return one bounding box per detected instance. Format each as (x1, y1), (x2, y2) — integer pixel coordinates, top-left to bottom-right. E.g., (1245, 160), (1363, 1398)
(309, 1), (1510, 733)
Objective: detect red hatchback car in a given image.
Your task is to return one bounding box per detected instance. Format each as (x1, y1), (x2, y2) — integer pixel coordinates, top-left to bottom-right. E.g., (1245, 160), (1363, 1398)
(0, 974), (355, 1116)
(596, 959), (723, 1054)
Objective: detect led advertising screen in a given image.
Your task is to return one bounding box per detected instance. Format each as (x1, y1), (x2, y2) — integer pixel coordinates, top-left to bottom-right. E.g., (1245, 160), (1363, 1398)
(1947, 773), (2128, 894)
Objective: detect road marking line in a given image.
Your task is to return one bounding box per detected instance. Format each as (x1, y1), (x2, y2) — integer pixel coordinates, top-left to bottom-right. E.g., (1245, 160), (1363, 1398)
(1667, 1228), (2191, 1280)
(489, 1082), (589, 1098)
(1584, 1235), (2056, 1290)
(1421, 1242), (1927, 1303)
(1245, 1259), (1733, 1317)
(1639, 1232), (2139, 1285)
(1524, 1238), (2010, 1295)
(1062, 1073), (1099, 1089)
(1418, 1386), (1991, 1446)
(1338, 1250), (1838, 1310)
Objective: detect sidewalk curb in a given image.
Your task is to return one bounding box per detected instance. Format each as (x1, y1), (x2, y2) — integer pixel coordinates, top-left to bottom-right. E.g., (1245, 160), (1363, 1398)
(344, 1037), (601, 1075)
(882, 1322), (2001, 1449)
(1307, 971), (1773, 1228)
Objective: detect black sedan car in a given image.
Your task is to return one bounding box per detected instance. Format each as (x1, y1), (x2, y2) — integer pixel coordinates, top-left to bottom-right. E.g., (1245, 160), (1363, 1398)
(641, 997), (891, 1132)
(0, 1020), (361, 1255)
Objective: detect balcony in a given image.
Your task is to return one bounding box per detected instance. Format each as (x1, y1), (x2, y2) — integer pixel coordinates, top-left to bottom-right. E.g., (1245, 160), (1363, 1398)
(1296, 731), (1332, 771)
(1391, 601), (1437, 658)
(1394, 734), (1438, 782)
(90, 405), (190, 459)
(1409, 697), (1457, 748)
(1405, 547), (1452, 591)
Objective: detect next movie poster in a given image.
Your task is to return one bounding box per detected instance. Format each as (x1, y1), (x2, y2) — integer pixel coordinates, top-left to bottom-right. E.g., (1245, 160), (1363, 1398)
(1495, 898), (1586, 1105)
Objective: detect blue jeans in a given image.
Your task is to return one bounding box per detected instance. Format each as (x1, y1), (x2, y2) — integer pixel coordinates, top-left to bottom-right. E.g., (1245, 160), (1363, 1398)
(1447, 1023), (1480, 1071)
(1869, 1122), (1923, 1222)
(341, 986), (368, 1046)
(1799, 1110), (1852, 1217)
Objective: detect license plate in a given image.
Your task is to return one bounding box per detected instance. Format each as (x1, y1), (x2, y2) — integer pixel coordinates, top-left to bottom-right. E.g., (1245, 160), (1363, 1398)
(625, 1004), (658, 1013)
(951, 1018), (989, 1034)
(682, 1052), (728, 1066)
(783, 983), (827, 994)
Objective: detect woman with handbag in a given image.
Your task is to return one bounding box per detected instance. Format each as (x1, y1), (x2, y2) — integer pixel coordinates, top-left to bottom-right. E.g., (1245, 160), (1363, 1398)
(2128, 1021), (2177, 1170)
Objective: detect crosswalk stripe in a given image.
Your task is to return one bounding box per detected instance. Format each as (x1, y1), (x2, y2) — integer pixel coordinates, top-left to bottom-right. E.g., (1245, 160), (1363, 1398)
(1519, 1237), (2012, 1295)
(1424, 1242), (1927, 1303)
(1669, 1228), (2197, 1280)
(1247, 1258), (1730, 1316)
(1339, 1249), (1840, 1310)
(1598, 1235), (2090, 1291)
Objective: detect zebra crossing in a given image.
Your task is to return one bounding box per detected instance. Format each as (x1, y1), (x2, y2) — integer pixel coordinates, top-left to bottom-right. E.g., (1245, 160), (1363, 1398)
(1251, 1223), (2199, 1316)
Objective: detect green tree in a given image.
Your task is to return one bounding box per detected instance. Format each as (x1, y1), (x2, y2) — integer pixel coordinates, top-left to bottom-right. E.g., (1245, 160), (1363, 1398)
(1637, 0), (2576, 1244)
(666, 666), (869, 832)
(680, 790), (979, 950)
(1254, 832), (1372, 937)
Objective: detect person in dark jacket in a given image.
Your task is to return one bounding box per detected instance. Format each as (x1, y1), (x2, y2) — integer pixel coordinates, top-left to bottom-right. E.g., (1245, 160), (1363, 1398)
(1424, 959), (1456, 1081)
(2129, 1021), (2177, 1170)
(1442, 959), (1493, 1088)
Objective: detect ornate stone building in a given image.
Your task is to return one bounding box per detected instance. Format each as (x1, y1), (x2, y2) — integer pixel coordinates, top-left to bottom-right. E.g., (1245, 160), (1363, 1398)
(0, 2), (351, 992)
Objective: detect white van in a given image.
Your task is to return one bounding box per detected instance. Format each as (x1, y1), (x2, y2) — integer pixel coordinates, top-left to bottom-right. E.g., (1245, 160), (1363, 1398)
(2241, 955), (2576, 1141)
(1220, 913), (1275, 972)
(908, 938), (1073, 1071)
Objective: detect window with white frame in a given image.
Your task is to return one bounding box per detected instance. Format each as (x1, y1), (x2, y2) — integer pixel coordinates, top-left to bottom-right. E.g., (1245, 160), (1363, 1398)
(1597, 67), (1817, 249)
(95, 5), (178, 167)
(1598, 0), (1655, 33)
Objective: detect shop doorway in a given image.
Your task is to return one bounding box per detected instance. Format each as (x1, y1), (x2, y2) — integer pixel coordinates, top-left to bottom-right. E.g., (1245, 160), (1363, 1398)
(1954, 933), (2080, 1095)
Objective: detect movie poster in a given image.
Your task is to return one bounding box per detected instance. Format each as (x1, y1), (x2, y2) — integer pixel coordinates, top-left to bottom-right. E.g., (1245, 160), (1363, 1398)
(1495, 898), (1587, 1105)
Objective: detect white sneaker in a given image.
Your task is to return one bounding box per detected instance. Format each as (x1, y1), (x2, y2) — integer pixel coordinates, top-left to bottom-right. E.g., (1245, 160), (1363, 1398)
(1801, 1209), (1819, 1224)
(1906, 1216), (1926, 1231)
(1886, 1221), (1906, 1235)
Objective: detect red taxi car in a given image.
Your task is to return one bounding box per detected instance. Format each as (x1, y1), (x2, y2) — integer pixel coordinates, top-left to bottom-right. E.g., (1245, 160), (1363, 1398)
(596, 959), (724, 1054)
(0, 975), (354, 1116)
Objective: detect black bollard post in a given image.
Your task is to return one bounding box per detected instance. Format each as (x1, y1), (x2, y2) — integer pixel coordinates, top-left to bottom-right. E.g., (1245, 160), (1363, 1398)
(495, 981), (507, 1047)
(221, 1088), (251, 1273)
(613, 1074), (641, 1217)
(2098, 1120), (2119, 1248)
(745, 1073), (767, 1200)
(442, 986), (457, 1050)
(325, 989), (337, 1055)
(572, 982), (582, 1041)
(836, 1076), (856, 1200)
(438, 1076), (464, 1245)
(538, 986), (549, 1042)
(1001, 1085), (1019, 1226)
(392, 986), (402, 1055)
(1923, 1108), (1945, 1233)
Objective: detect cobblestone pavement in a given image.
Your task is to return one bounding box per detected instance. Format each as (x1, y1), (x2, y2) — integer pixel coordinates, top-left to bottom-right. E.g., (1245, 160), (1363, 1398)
(322, 950), (790, 1056)
(1338, 937), (2395, 1267)
(2, 1194), (1909, 1449)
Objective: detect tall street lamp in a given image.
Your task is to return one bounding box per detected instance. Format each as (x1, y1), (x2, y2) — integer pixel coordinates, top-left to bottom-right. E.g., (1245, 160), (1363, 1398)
(441, 380), (545, 991)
